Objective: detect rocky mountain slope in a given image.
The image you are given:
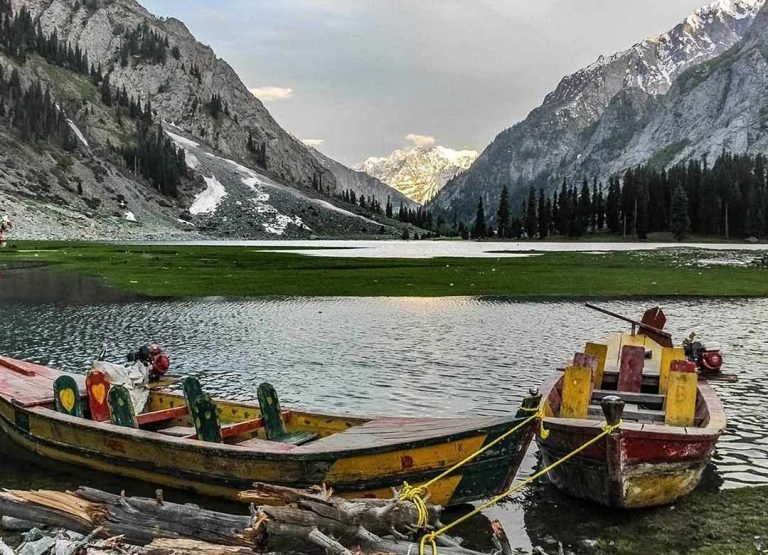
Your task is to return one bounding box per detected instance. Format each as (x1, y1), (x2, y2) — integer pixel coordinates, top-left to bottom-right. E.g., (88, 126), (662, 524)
(0, 0), (406, 239)
(362, 141), (477, 204)
(309, 148), (418, 211)
(432, 0), (764, 222)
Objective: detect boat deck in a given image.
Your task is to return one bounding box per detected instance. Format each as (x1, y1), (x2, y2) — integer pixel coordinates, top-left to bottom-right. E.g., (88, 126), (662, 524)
(0, 357), (86, 407)
(294, 415), (508, 453)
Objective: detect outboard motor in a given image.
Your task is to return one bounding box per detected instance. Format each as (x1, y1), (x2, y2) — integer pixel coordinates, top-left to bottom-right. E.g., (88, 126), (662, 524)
(683, 333), (724, 375)
(128, 343), (171, 380)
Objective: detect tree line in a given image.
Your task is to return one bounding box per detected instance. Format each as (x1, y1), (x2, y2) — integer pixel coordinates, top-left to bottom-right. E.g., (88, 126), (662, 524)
(464, 150), (768, 241)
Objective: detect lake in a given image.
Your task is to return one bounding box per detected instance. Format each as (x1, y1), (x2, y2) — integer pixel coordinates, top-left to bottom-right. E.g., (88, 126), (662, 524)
(0, 282), (766, 550)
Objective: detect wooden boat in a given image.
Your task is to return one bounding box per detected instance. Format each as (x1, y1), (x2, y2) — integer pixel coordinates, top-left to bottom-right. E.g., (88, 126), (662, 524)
(0, 355), (540, 506)
(536, 306), (727, 508)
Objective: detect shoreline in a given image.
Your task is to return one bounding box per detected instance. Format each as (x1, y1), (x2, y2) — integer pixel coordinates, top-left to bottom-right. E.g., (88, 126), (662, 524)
(1, 240), (767, 299)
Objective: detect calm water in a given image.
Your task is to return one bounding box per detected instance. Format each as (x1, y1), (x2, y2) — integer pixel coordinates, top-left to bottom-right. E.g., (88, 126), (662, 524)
(136, 239), (768, 258)
(0, 290), (766, 550)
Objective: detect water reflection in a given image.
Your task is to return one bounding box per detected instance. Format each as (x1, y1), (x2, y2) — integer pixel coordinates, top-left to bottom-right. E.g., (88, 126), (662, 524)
(0, 296), (767, 549)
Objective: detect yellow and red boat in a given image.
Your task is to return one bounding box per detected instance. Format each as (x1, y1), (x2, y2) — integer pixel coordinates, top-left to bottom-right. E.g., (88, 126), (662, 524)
(537, 306), (727, 508)
(0, 355), (540, 506)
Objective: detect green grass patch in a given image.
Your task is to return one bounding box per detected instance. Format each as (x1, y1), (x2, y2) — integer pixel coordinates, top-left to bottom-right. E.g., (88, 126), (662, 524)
(595, 485), (768, 554)
(1, 241), (767, 298)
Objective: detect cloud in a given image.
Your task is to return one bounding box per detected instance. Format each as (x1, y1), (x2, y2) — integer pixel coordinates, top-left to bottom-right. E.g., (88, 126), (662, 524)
(405, 133), (436, 149)
(249, 86), (294, 102)
(301, 138), (325, 147)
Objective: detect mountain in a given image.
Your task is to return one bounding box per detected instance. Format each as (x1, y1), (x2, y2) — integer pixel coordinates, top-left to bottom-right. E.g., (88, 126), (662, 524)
(361, 140), (477, 204)
(0, 0), (406, 239)
(431, 0), (765, 222)
(309, 147), (418, 211)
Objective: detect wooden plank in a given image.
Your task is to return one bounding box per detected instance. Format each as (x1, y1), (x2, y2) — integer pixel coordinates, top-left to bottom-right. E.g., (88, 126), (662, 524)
(617, 345), (646, 393)
(232, 437), (298, 452)
(587, 405), (664, 423)
(0, 357), (36, 376)
(659, 347), (686, 394)
(560, 366), (593, 419)
(591, 389), (664, 407)
(221, 418), (264, 439)
(137, 406), (190, 426)
(155, 426), (196, 437)
(665, 361), (698, 427)
(585, 343), (608, 389)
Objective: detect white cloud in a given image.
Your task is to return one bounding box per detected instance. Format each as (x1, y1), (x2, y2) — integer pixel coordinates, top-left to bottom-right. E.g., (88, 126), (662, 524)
(302, 138), (325, 147)
(405, 133), (436, 149)
(249, 86), (294, 102)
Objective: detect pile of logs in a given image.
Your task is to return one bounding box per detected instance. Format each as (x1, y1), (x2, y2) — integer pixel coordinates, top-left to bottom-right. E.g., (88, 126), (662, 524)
(0, 484), (513, 554)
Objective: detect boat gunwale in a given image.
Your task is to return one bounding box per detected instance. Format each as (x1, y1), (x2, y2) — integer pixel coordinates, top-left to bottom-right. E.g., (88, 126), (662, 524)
(5, 398), (533, 461)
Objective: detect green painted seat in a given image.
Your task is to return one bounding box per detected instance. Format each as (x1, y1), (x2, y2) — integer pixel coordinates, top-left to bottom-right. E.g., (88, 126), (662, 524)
(257, 383), (317, 446)
(53, 375), (83, 418)
(183, 377), (204, 411)
(192, 394), (223, 443)
(108, 385), (138, 428)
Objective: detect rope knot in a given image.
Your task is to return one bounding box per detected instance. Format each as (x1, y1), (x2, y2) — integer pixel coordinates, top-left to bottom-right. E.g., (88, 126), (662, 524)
(399, 482), (430, 529)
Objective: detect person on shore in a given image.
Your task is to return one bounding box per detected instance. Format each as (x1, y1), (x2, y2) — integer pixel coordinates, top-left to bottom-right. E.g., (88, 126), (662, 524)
(0, 215), (11, 248)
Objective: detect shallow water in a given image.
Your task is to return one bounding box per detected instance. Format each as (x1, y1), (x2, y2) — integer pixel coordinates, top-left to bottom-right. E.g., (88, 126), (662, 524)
(1, 295), (767, 550)
(134, 239), (768, 258)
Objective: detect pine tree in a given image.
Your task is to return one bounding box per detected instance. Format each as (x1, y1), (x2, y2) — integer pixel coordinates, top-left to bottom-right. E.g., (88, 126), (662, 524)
(525, 187), (537, 238)
(576, 178), (592, 236)
(496, 185), (510, 238)
(472, 197), (487, 239)
(537, 188), (548, 239)
(670, 184), (690, 241)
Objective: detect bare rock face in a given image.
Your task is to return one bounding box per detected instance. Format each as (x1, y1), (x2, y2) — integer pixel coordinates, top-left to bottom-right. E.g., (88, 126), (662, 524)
(432, 0), (765, 222)
(14, 0), (328, 189)
(0, 0), (408, 238)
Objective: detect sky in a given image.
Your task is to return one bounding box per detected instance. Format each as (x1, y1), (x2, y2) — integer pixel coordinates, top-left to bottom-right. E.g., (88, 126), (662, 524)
(141, 0), (709, 167)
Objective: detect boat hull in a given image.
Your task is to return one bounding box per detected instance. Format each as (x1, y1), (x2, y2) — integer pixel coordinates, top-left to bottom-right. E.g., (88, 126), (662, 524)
(0, 358), (539, 506)
(537, 422), (715, 508)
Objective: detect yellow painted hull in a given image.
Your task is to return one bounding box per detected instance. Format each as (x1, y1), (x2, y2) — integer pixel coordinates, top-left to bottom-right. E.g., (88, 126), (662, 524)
(0, 386), (538, 506)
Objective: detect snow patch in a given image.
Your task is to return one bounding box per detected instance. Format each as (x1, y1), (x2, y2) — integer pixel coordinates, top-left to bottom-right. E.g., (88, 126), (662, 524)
(204, 151), (377, 226)
(165, 130), (200, 149)
(67, 120), (89, 147)
(190, 176), (228, 215)
(184, 152), (200, 170)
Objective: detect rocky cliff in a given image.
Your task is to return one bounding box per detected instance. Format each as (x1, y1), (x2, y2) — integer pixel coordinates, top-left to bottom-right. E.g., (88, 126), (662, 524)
(0, 0), (406, 238)
(432, 0), (764, 222)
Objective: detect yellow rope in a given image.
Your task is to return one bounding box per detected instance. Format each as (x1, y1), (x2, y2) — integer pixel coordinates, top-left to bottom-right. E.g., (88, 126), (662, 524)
(418, 419), (622, 555)
(399, 408), (542, 529)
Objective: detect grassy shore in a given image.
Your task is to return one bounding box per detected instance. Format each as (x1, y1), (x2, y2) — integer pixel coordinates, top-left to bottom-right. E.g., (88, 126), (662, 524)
(595, 485), (768, 554)
(0, 240), (766, 298)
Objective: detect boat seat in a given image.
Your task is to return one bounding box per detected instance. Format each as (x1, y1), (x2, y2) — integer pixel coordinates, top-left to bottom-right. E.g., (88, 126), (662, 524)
(108, 385), (138, 428)
(257, 383), (317, 446)
(591, 389), (664, 409)
(53, 375), (84, 418)
(86, 370), (111, 422)
(588, 404), (664, 423)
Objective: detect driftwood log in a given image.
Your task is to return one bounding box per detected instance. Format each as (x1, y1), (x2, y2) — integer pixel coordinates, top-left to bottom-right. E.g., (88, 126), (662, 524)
(0, 485), (511, 554)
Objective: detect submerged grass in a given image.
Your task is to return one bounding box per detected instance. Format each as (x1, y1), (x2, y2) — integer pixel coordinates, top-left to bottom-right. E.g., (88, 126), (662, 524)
(0, 241), (767, 298)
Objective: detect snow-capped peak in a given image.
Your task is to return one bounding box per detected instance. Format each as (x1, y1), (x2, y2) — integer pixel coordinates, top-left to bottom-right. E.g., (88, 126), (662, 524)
(361, 142), (478, 205)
